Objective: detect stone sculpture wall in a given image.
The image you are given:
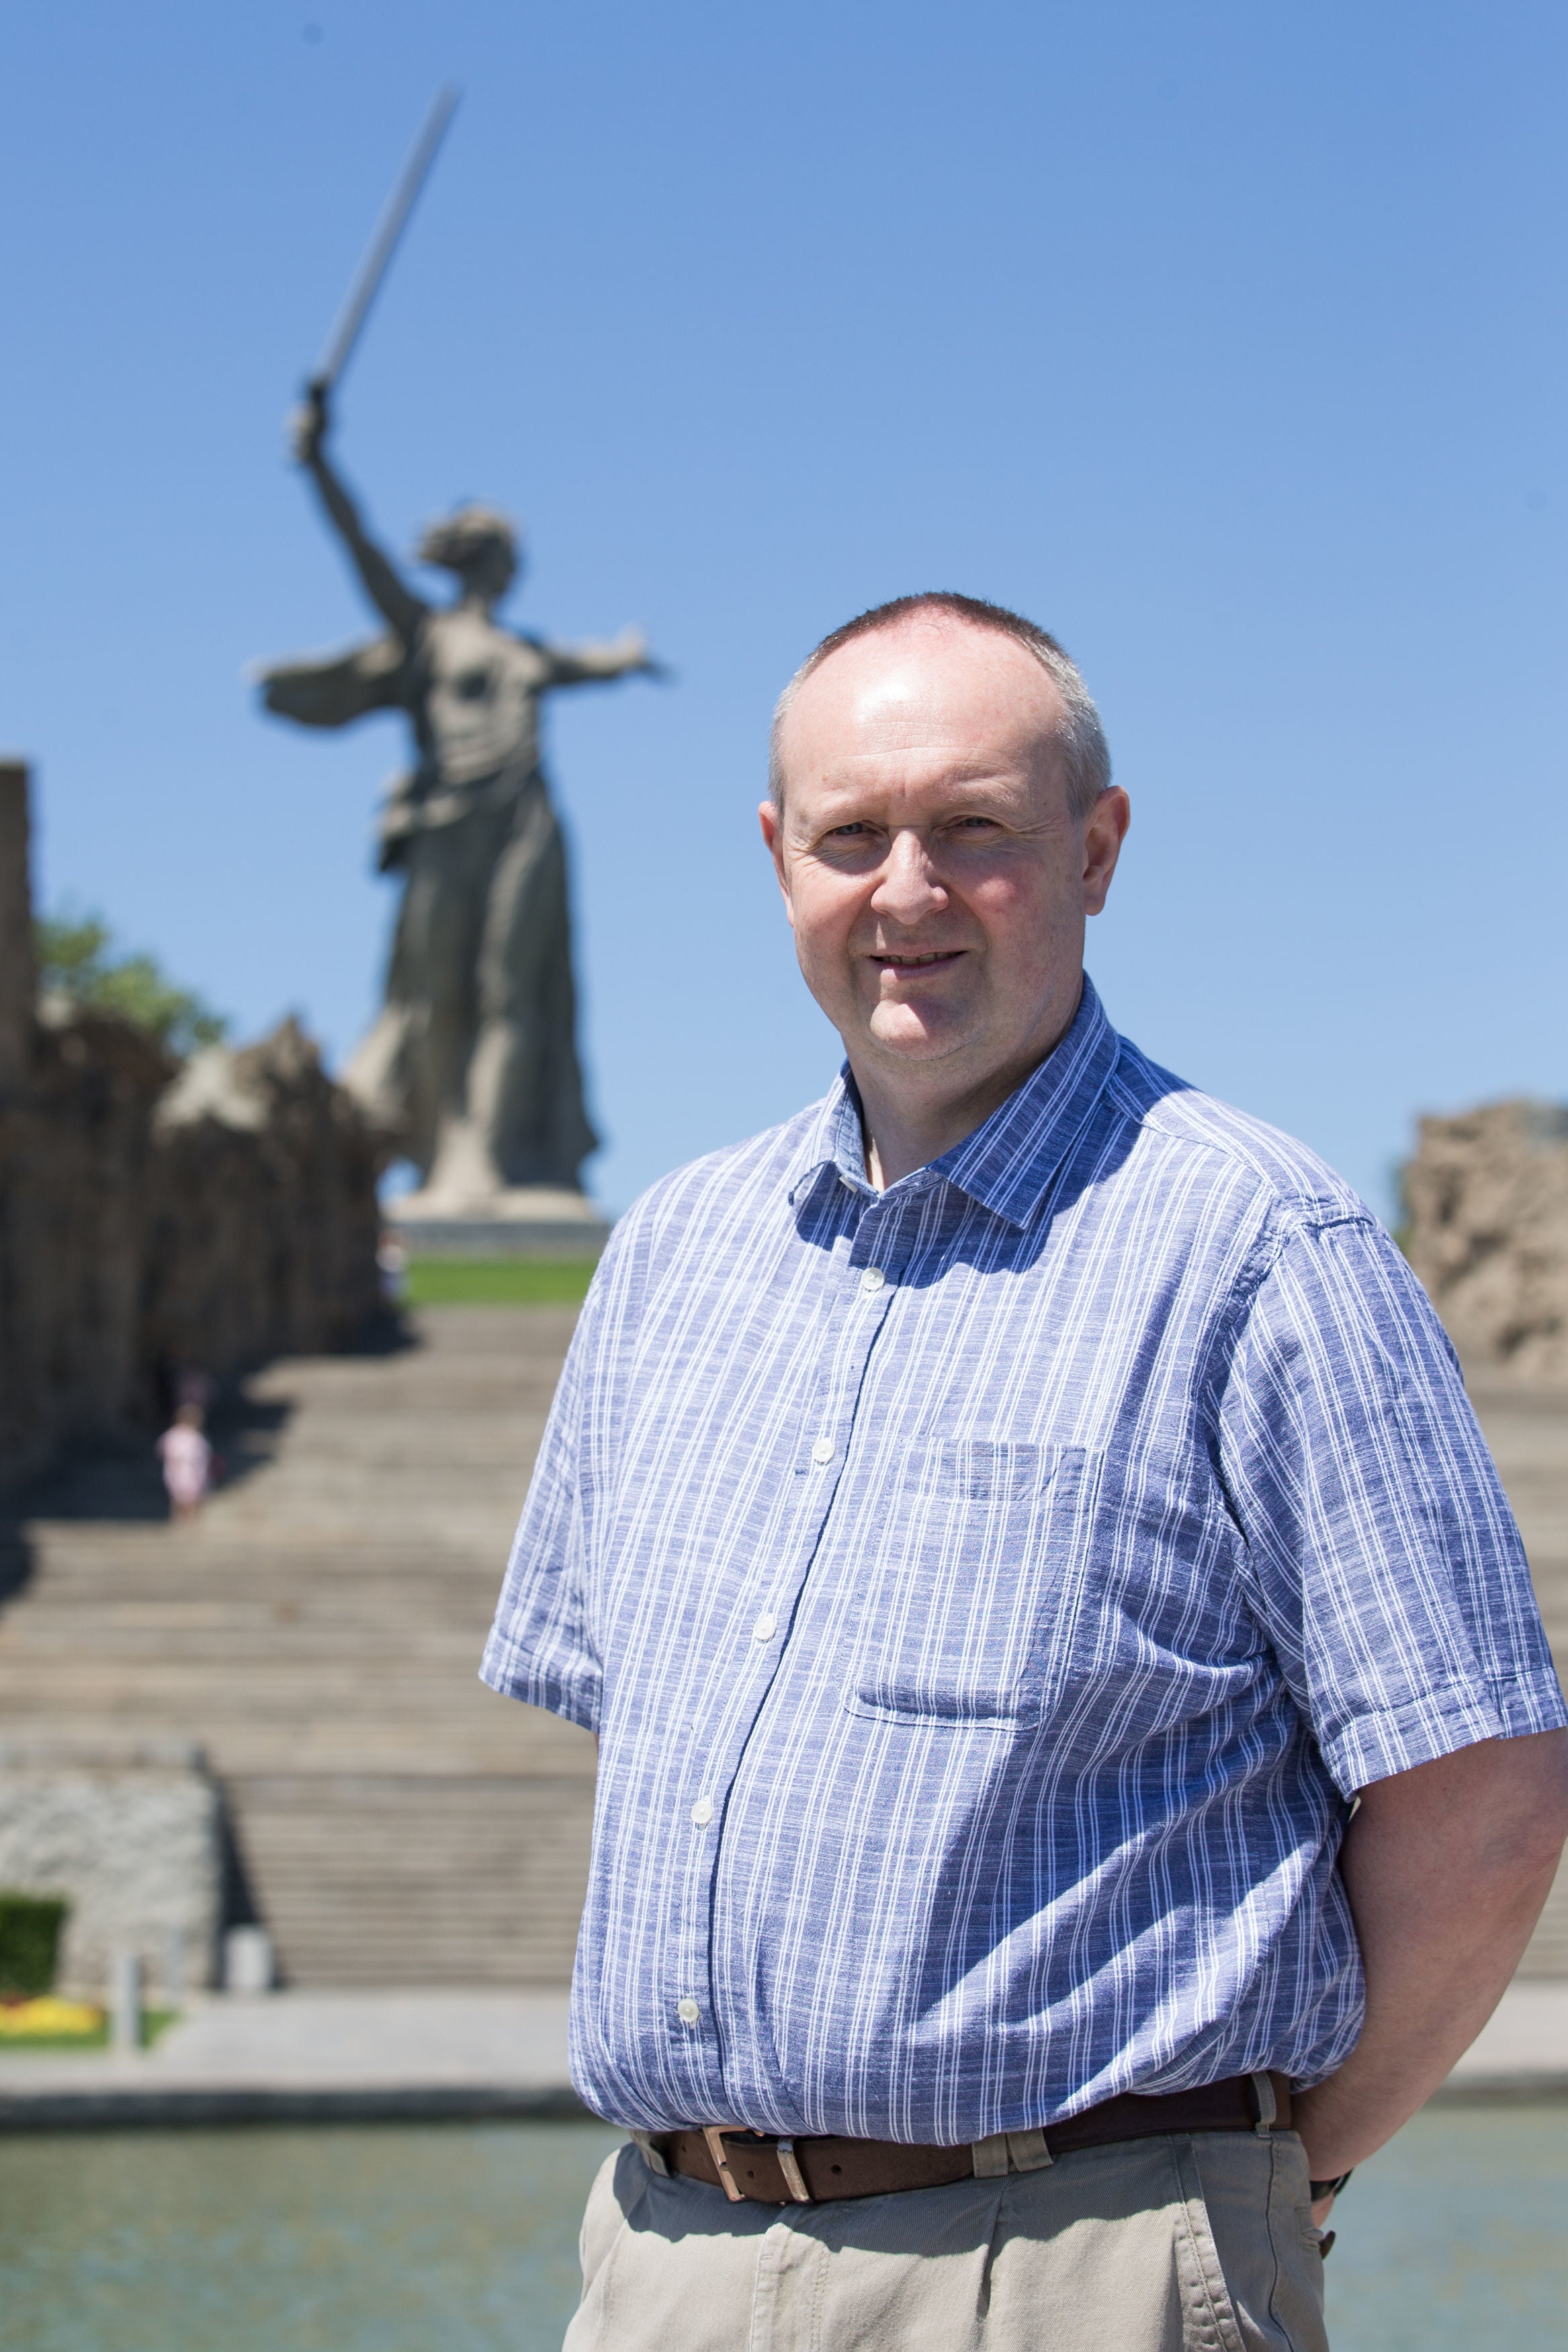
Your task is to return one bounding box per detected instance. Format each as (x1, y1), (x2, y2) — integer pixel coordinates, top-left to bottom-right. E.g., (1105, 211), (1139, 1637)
(0, 1740), (220, 1999)
(0, 1003), (169, 1480)
(0, 762), (382, 1487)
(1403, 1099), (1568, 1384)
(145, 1020), (383, 1381)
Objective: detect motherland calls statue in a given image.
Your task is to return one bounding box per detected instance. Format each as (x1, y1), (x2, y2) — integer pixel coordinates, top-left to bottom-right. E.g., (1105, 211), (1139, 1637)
(256, 386), (658, 1208)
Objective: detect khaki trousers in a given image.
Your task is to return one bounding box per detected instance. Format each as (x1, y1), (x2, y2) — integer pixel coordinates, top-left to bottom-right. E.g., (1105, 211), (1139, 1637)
(562, 2130), (1330, 2351)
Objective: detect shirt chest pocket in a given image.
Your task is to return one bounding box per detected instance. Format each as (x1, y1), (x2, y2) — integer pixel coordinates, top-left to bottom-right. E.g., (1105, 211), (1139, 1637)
(844, 1440), (1100, 1728)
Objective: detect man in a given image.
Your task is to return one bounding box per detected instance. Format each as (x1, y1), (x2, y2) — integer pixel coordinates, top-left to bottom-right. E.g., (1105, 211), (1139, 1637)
(484, 593), (1568, 2351)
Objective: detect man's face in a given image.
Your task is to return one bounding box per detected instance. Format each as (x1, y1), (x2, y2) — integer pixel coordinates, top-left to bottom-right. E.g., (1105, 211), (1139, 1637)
(761, 621), (1129, 1106)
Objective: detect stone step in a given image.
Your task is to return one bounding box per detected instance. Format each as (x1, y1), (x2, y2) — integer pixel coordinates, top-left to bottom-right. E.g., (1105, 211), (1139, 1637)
(225, 1773), (593, 1986)
(1, 1308), (593, 1988)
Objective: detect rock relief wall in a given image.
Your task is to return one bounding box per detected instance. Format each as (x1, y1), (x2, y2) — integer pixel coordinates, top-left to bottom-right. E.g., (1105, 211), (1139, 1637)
(0, 761), (382, 1488)
(1403, 1100), (1568, 1385)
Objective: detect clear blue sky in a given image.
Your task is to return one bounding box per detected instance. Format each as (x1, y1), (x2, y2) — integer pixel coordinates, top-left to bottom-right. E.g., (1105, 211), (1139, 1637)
(3, 1), (1563, 1218)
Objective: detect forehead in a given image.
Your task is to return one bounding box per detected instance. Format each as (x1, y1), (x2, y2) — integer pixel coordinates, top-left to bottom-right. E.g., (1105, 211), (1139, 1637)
(779, 622), (1064, 794)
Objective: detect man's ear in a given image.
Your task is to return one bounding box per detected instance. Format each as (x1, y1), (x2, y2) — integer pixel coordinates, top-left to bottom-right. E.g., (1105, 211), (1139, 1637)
(758, 800), (795, 924)
(1082, 788), (1130, 917)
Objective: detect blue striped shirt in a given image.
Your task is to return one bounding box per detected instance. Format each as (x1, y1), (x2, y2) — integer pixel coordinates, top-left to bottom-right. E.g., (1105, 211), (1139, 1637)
(482, 978), (1565, 2144)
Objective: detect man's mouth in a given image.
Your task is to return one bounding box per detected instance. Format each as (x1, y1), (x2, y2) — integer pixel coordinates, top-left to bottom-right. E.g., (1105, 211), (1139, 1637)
(868, 950), (965, 971)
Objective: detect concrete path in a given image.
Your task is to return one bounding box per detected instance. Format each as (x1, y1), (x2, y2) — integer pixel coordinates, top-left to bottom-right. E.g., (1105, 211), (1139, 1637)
(1443, 1980), (1568, 2096)
(0, 1989), (577, 2126)
(3, 1980), (1564, 2128)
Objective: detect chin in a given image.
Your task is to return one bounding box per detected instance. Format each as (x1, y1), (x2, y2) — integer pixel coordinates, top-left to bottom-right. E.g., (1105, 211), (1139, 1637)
(863, 1013), (970, 1062)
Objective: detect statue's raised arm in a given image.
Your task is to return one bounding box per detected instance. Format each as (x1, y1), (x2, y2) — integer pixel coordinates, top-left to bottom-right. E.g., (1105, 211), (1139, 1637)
(290, 386), (427, 643)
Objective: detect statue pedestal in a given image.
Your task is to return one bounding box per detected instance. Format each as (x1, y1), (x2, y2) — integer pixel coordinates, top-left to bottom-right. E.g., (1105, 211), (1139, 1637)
(391, 1185), (611, 1259)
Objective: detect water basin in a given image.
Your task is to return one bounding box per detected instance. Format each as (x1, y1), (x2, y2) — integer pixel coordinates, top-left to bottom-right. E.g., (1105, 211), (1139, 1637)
(0, 2105), (1563, 2349)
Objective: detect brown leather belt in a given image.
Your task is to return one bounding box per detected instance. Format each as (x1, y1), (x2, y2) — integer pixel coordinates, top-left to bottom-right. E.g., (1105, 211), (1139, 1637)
(656, 2072), (1291, 2206)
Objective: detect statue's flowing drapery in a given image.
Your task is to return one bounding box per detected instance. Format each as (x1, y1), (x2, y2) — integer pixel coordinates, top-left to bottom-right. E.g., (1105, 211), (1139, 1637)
(261, 624), (597, 1193)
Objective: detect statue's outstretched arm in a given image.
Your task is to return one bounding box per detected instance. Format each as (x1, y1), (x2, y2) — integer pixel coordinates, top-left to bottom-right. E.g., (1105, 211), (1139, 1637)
(543, 624), (668, 685)
(291, 391), (427, 642)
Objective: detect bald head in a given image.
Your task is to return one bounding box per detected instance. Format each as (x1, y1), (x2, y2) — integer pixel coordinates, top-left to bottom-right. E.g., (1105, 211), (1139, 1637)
(774, 615), (1077, 831)
(769, 592), (1110, 819)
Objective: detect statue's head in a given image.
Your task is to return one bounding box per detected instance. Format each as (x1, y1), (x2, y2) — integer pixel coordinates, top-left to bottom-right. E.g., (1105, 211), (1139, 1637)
(416, 504), (520, 603)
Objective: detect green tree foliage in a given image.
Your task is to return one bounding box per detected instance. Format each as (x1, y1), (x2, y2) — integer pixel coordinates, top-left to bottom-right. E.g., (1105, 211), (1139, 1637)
(36, 913), (228, 1058)
(0, 1892), (68, 1997)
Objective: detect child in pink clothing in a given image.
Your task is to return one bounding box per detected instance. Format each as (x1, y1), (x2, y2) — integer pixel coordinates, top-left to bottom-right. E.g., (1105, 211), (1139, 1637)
(157, 1403), (213, 1522)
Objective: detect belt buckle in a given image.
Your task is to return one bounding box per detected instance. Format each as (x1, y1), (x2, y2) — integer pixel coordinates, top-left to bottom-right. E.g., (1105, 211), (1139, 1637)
(702, 2126), (746, 2201)
(701, 2126), (814, 2204)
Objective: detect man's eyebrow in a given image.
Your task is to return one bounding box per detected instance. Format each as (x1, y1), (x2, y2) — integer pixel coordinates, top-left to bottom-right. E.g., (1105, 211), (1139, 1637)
(807, 763), (1025, 799)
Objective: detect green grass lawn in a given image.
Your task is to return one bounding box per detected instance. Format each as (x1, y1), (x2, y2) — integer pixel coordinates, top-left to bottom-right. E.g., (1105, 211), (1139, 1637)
(404, 1257), (599, 1307)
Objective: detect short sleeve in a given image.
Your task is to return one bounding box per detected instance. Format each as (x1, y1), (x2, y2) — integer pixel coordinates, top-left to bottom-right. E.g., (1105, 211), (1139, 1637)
(480, 1295), (603, 1733)
(1217, 1214), (1566, 1795)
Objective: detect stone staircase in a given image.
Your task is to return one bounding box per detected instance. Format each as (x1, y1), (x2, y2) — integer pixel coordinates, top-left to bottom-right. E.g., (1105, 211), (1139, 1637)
(0, 1311), (1563, 1987)
(0, 1307), (595, 1987)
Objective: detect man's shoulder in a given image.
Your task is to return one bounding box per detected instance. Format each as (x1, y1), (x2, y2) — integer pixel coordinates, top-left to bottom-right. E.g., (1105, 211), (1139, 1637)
(1106, 1036), (1371, 1239)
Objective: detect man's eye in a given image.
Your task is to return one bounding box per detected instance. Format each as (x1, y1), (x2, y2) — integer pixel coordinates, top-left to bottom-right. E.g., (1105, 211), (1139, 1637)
(953, 816), (998, 833)
(825, 823), (872, 841)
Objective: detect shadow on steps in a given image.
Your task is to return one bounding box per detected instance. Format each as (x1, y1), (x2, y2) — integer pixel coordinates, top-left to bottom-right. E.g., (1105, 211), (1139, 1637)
(0, 1306), (422, 1556)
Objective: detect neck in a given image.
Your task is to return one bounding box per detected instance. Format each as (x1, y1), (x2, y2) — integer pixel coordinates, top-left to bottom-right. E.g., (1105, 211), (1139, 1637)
(852, 978), (1084, 1189)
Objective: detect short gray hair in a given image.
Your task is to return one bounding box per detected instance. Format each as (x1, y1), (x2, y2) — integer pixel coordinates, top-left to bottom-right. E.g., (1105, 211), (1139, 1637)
(768, 591), (1110, 819)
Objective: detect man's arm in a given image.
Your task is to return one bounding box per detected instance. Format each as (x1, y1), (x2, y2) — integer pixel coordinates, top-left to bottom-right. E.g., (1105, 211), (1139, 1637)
(291, 391), (426, 642)
(1295, 1728), (1568, 2214)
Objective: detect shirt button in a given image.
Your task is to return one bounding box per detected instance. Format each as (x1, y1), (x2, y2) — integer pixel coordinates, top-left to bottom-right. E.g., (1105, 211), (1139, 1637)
(691, 1796), (714, 1825)
(811, 1436), (835, 1464)
(677, 1997), (700, 2025)
(752, 1613), (777, 1642)
(861, 1265), (886, 1292)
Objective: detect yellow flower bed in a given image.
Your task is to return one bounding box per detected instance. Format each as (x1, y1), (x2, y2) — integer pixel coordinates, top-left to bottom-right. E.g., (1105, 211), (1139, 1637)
(0, 1996), (105, 2038)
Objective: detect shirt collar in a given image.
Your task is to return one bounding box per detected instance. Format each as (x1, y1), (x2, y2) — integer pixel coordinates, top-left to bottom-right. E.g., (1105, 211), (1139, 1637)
(786, 976), (1120, 1230)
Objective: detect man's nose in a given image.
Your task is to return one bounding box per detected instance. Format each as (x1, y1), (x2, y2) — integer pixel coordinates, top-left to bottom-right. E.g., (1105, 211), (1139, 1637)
(871, 829), (948, 923)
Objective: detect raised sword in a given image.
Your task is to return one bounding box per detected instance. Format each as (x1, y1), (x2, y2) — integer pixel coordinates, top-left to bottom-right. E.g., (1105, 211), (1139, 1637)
(308, 83), (460, 402)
